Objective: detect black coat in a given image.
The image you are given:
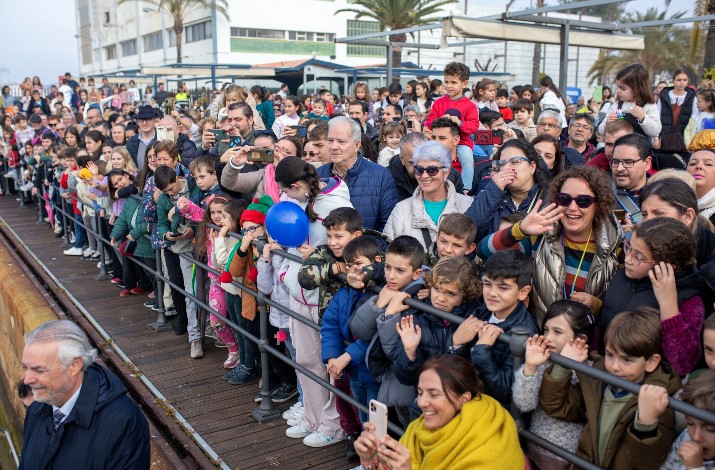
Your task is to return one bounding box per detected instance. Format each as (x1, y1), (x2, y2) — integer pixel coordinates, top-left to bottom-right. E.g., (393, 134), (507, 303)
(19, 363), (150, 470)
(472, 302), (539, 406)
(659, 86), (696, 152)
(387, 154), (464, 202)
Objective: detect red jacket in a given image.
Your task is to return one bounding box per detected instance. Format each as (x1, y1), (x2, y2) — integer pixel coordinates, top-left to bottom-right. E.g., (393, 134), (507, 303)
(60, 168), (81, 215)
(424, 95), (479, 149)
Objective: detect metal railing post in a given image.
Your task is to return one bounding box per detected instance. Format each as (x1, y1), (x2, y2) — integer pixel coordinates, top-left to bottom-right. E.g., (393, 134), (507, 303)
(251, 292), (281, 423)
(150, 244), (172, 332)
(508, 326), (530, 427)
(60, 201), (71, 249)
(94, 211), (113, 281)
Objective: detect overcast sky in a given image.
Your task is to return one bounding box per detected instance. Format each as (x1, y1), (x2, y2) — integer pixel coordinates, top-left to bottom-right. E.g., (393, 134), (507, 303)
(0, 0), (684, 86)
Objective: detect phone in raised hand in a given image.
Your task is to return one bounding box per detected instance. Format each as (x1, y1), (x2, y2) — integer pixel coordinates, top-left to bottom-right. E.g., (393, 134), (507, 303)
(368, 399), (388, 440)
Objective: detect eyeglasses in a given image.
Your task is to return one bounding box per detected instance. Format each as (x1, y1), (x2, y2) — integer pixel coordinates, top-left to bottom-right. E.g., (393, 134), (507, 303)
(609, 158), (643, 169)
(491, 156), (530, 172)
(570, 124), (592, 131)
(241, 224), (262, 235)
(554, 192), (598, 208)
(48, 123), (57, 128)
(623, 239), (654, 266)
(303, 151), (319, 157)
(413, 165), (445, 176)
(537, 122), (559, 129)
(146, 153), (157, 160)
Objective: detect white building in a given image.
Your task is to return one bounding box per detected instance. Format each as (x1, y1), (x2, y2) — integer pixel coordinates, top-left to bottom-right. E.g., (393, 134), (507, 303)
(75, 0), (603, 99)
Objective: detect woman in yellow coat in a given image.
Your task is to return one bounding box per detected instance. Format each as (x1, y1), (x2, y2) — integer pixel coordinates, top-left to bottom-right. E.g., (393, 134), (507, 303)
(354, 355), (524, 470)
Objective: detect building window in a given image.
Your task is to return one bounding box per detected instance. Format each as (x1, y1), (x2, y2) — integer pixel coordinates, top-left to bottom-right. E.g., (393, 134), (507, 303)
(185, 20), (211, 43)
(230, 28), (285, 40)
(347, 20), (382, 57)
(288, 30), (334, 42)
(167, 28), (176, 46)
(120, 39), (137, 56)
(143, 31), (163, 51)
(105, 44), (117, 60)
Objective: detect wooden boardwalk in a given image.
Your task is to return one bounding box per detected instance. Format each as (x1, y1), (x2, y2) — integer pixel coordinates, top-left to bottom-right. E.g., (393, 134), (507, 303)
(0, 196), (352, 470)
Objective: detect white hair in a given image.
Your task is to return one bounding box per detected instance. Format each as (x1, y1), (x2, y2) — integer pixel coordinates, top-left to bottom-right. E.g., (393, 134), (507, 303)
(328, 116), (361, 143)
(412, 141), (452, 171)
(25, 320), (97, 371)
(538, 109), (563, 128)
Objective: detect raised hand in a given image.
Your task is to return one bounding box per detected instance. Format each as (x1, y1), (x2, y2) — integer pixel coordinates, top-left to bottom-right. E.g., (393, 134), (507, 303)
(524, 335), (551, 376)
(396, 315), (421, 361)
(375, 285), (399, 309)
(637, 384), (669, 426)
(176, 196), (189, 211)
(519, 201), (563, 236)
(385, 291), (410, 317)
(649, 262), (678, 320)
(559, 338), (589, 363)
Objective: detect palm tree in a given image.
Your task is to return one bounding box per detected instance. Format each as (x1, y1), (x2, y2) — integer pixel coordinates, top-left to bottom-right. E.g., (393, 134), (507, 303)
(588, 8), (692, 85)
(705, 0), (715, 68)
(337, 0), (457, 82)
(119, 0), (229, 64)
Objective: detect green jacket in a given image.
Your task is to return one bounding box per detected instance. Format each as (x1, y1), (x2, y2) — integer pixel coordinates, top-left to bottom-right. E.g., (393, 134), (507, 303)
(156, 178), (200, 254)
(110, 197), (154, 258)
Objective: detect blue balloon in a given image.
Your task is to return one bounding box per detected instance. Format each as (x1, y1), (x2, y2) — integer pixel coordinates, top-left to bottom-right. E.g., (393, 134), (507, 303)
(265, 201), (310, 248)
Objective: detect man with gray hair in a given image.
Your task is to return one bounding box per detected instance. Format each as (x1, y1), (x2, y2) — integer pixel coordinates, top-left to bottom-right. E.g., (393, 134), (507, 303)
(536, 110), (585, 167)
(388, 132), (463, 201)
(317, 116), (398, 231)
(19, 320), (150, 469)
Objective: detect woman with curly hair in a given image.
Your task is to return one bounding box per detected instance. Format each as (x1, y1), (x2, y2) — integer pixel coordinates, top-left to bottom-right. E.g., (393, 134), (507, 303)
(478, 165), (623, 322)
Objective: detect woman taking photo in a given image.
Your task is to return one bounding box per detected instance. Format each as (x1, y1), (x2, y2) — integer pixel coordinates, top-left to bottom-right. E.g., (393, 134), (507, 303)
(466, 139), (551, 242)
(220, 134), (301, 202)
(354, 355), (524, 470)
(478, 166), (623, 322)
(384, 141), (472, 249)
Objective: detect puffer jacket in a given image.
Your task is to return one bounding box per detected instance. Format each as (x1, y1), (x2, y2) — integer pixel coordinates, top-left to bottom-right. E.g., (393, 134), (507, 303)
(257, 254), (291, 329)
(393, 299), (481, 386)
(110, 196), (154, 258)
(532, 216), (623, 323)
(320, 286), (377, 384)
(142, 163), (194, 249)
(212, 235), (242, 295)
(317, 154), (398, 231)
(466, 179), (544, 243)
(383, 180), (473, 249)
(540, 360), (681, 470)
(279, 177), (353, 306)
(388, 154), (464, 202)
(471, 302), (540, 406)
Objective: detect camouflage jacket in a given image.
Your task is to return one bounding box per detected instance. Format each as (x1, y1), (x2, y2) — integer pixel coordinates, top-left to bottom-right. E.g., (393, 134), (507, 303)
(425, 240), (484, 273)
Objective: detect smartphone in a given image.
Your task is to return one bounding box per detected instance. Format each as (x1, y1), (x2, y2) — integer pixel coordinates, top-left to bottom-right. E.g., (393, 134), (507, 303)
(156, 126), (175, 142)
(474, 129), (504, 146)
(368, 400), (388, 440)
(247, 149), (274, 163)
(288, 125), (308, 138)
(592, 85), (603, 103)
(613, 209), (626, 223)
(707, 74), (713, 81)
(392, 116), (402, 122)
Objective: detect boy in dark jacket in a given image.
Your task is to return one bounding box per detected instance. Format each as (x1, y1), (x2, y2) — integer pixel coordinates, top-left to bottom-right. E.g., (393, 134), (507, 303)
(539, 308), (681, 469)
(454, 250), (539, 406)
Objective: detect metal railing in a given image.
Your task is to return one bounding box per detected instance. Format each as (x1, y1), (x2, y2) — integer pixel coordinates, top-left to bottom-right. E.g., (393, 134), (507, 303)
(38, 190), (715, 469)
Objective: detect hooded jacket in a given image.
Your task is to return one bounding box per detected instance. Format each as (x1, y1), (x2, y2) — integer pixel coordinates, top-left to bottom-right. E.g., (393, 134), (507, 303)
(539, 360), (681, 470)
(383, 180), (473, 249)
(19, 363), (150, 470)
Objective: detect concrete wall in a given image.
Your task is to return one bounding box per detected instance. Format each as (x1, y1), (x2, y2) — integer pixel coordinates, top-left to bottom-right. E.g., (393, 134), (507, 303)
(0, 246), (59, 459)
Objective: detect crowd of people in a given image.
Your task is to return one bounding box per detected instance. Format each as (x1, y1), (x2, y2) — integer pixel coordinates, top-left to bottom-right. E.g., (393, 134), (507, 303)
(6, 63), (715, 470)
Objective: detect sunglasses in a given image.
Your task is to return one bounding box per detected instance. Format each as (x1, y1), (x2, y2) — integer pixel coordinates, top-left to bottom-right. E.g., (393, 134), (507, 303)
(413, 165), (445, 176)
(303, 151), (319, 157)
(554, 193), (597, 208)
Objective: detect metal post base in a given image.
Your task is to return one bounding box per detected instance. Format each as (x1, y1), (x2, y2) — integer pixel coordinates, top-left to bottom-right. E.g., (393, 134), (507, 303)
(95, 271), (113, 281)
(150, 311), (173, 332)
(251, 402), (282, 423)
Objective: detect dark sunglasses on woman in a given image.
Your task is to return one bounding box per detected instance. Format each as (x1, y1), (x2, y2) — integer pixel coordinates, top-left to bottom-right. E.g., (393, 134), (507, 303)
(413, 165), (445, 176)
(553, 193), (597, 208)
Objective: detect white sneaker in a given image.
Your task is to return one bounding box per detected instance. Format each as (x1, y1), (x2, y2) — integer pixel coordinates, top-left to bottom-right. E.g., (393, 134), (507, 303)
(3, 170), (16, 179)
(63, 247), (84, 256)
(190, 339), (204, 358)
(303, 431), (344, 448)
(286, 424), (310, 439)
(282, 402), (303, 420)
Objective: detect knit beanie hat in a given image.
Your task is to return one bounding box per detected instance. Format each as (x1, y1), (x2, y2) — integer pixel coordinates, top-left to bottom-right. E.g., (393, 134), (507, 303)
(239, 195), (274, 226)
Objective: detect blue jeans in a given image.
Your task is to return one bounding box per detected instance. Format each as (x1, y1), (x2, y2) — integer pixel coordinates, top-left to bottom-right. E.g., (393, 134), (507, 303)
(457, 144), (475, 192)
(73, 214), (87, 248)
(226, 292), (258, 369)
(349, 376), (381, 424)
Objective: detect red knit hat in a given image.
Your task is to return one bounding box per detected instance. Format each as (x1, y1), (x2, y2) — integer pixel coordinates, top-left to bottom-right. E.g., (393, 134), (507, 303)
(239, 195), (274, 226)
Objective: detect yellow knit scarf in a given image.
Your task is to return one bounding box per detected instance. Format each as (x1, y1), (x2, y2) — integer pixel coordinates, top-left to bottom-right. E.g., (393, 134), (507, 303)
(400, 394), (525, 470)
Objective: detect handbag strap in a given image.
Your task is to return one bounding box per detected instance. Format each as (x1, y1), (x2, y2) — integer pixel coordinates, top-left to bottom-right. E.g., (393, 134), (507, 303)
(420, 228), (432, 249)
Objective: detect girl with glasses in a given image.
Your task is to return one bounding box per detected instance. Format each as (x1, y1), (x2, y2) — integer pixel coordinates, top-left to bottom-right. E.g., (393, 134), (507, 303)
(599, 217), (704, 377)
(478, 166), (623, 324)
(466, 139), (551, 243)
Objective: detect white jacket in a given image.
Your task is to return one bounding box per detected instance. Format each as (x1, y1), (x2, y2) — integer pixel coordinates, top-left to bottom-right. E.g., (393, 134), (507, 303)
(279, 177), (353, 306)
(383, 180), (473, 249)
